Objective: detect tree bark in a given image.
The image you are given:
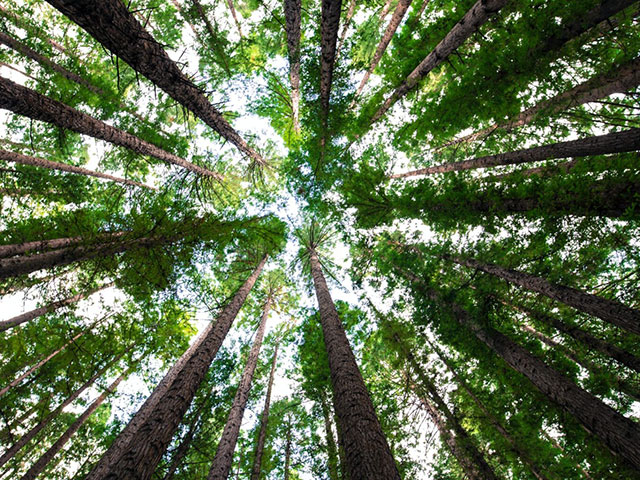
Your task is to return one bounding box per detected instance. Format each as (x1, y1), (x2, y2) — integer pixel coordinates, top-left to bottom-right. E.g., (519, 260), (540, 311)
(0, 77), (222, 180)
(161, 407), (205, 480)
(409, 0), (430, 28)
(0, 149), (154, 189)
(284, 419), (292, 480)
(283, 0), (302, 133)
(19, 364), (135, 480)
(0, 231), (127, 260)
(190, 0), (232, 75)
(226, 0), (244, 38)
(336, 0), (356, 60)
(379, 0), (394, 20)
(45, 0), (266, 166)
(392, 128), (640, 178)
(320, 395), (341, 480)
(320, 0), (343, 121)
(249, 343), (278, 480)
(309, 249), (400, 480)
(85, 256), (266, 480)
(0, 350), (125, 468)
(370, 0), (508, 124)
(440, 57), (640, 149)
(353, 0), (413, 102)
(0, 282), (114, 332)
(207, 296), (272, 480)
(449, 254), (640, 336)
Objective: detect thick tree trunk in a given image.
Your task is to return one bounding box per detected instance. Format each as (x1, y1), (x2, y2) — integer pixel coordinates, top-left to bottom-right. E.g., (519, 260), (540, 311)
(309, 250), (400, 480)
(320, 0), (343, 120)
(0, 149), (154, 189)
(392, 128), (640, 178)
(0, 77), (222, 180)
(19, 364), (135, 480)
(207, 297), (272, 480)
(85, 256), (266, 480)
(0, 282), (114, 332)
(336, 0), (356, 60)
(335, 418), (349, 480)
(321, 395), (341, 480)
(353, 0), (413, 102)
(283, 0), (302, 133)
(0, 351), (124, 468)
(371, 0), (508, 124)
(440, 57), (640, 149)
(45, 0), (266, 166)
(449, 254), (640, 336)
(0, 231), (127, 259)
(249, 343), (278, 480)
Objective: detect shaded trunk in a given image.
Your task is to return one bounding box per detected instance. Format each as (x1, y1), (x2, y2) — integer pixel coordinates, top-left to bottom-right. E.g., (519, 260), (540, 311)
(161, 407), (205, 480)
(0, 5), (66, 53)
(336, 0), (356, 60)
(392, 128), (640, 178)
(320, 0), (343, 120)
(249, 343), (279, 480)
(379, 0), (394, 20)
(0, 282), (114, 332)
(191, 0), (232, 75)
(19, 364), (135, 480)
(0, 350), (125, 468)
(283, 0), (302, 133)
(449, 254), (640, 336)
(353, 0), (413, 102)
(320, 395), (340, 480)
(440, 57), (640, 149)
(409, 0), (430, 28)
(541, 429), (594, 480)
(85, 257), (266, 480)
(0, 77), (222, 180)
(371, 0), (508, 124)
(207, 297), (272, 480)
(309, 250), (400, 480)
(335, 418), (349, 480)
(284, 420), (292, 480)
(46, 0), (265, 166)
(0, 149), (154, 189)
(0, 232), (127, 260)
(226, 0), (244, 38)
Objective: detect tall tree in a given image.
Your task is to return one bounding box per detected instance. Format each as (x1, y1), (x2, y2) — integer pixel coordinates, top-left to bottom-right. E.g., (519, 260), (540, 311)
(283, 0), (302, 133)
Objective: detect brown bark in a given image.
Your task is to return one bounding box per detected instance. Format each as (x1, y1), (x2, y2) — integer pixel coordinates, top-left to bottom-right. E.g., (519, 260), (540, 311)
(449, 254), (640, 336)
(379, 0), (394, 20)
(208, 296), (272, 480)
(309, 249), (400, 480)
(336, 0), (356, 60)
(45, 0), (266, 166)
(249, 343), (278, 480)
(353, 0), (413, 102)
(0, 77), (222, 180)
(320, 0), (343, 121)
(370, 0), (508, 124)
(283, 0), (302, 133)
(409, 0), (430, 28)
(0, 5), (66, 54)
(284, 420), (292, 480)
(0, 282), (114, 332)
(541, 429), (594, 480)
(161, 407), (204, 480)
(392, 128), (640, 178)
(19, 364), (135, 480)
(0, 149), (155, 189)
(0, 231), (127, 260)
(0, 350), (125, 468)
(226, 0), (244, 38)
(85, 256), (266, 480)
(440, 57), (640, 149)
(321, 395), (341, 480)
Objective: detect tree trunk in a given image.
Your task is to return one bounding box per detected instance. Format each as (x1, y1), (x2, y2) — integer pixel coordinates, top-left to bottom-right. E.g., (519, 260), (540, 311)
(19, 364), (135, 480)
(320, 395), (340, 480)
(0, 231), (127, 260)
(207, 296), (272, 480)
(353, 0), (413, 102)
(425, 338), (550, 480)
(283, 0), (302, 133)
(0, 77), (222, 180)
(391, 128), (640, 178)
(191, 0), (232, 75)
(335, 418), (349, 480)
(0, 282), (114, 332)
(336, 0), (356, 60)
(0, 149), (154, 189)
(440, 57), (640, 149)
(161, 408), (205, 480)
(409, 0), (430, 28)
(320, 0), (343, 120)
(309, 249), (400, 480)
(45, 0), (266, 166)
(0, 350), (125, 468)
(226, 0), (244, 38)
(371, 0), (508, 124)
(284, 420), (292, 480)
(541, 429), (594, 480)
(85, 256), (266, 480)
(249, 343), (278, 480)
(0, 5), (66, 54)
(449, 254), (640, 336)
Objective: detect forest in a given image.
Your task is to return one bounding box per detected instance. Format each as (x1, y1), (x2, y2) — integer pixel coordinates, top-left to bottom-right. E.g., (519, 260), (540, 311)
(0, 0), (639, 478)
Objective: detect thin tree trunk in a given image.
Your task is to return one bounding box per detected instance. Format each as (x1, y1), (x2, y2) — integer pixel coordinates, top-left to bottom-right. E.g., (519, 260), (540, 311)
(249, 343), (279, 480)
(0, 5), (66, 54)
(284, 420), (292, 480)
(309, 249), (400, 480)
(19, 364), (136, 480)
(0, 232), (127, 260)
(448, 254), (640, 336)
(391, 128), (640, 178)
(191, 0), (232, 75)
(0, 282), (114, 332)
(283, 0), (302, 133)
(208, 296), (272, 480)
(226, 0), (244, 38)
(352, 0), (412, 103)
(320, 395), (340, 480)
(425, 338), (550, 480)
(0, 350), (125, 468)
(541, 429), (594, 480)
(335, 0), (356, 60)
(440, 57), (640, 149)
(45, 0), (266, 166)
(409, 0), (430, 28)
(85, 256), (266, 480)
(0, 77), (222, 180)
(370, 0), (508, 124)
(403, 270), (640, 471)
(320, 0), (343, 121)
(379, 0), (394, 20)
(161, 403), (207, 480)
(0, 149), (155, 189)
